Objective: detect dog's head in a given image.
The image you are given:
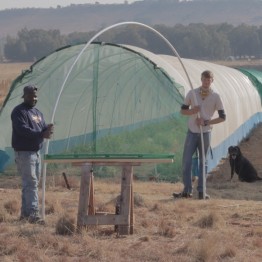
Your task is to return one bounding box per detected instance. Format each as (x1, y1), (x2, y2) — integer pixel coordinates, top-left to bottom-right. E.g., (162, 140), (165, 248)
(228, 146), (241, 160)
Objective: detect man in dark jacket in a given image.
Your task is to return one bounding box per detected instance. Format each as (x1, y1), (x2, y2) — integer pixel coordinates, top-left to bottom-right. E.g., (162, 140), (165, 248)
(11, 85), (53, 224)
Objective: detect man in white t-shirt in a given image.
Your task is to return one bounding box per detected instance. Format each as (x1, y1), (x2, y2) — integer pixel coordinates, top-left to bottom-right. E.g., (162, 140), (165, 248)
(173, 70), (226, 199)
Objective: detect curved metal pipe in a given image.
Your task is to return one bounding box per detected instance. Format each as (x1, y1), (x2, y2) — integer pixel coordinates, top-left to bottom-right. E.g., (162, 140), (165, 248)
(41, 21), (206, 218)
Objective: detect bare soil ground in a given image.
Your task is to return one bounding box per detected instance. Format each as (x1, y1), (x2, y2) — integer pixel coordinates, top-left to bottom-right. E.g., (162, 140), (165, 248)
(208, 123), (262, 200)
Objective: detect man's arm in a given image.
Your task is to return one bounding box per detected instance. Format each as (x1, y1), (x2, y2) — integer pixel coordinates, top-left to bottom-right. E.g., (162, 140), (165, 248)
(207, 109), (226, 125)
(198, 109), (226, 126)
(180, 104), (200, 116)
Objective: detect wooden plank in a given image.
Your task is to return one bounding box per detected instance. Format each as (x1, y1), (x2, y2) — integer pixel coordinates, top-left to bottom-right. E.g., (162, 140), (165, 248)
(118, 165), (132, 235)
(88, 172), (95, 215)
(82, 214), (128, 225)
(130, 182), (134, 235)
(44, 153), (175, 160)
(77, 165), (92, 227)
(44, 158), (174, 164)
(72, 162), (142, 167)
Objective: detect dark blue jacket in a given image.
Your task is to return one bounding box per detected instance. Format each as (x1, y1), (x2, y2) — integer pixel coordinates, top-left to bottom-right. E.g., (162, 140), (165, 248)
(11, 102), (47, 151)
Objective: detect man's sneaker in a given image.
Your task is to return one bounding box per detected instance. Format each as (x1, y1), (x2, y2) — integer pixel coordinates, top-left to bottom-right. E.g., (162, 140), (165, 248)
(28, 215), (45, 225)
(173, 192), (193, 199)
(198, 192), (210, 200)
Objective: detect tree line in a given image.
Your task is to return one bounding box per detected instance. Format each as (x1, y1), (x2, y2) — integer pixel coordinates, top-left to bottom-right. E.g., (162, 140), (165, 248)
(3, 23), (262, 62)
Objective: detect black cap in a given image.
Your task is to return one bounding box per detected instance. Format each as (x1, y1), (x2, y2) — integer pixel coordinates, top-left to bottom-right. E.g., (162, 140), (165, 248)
(22, 85), (38, 98)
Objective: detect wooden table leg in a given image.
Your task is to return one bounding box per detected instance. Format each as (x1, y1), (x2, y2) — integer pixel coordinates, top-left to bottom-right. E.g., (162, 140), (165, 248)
(77, 164), (95, 227)
(130, 182), (134, 234)
(88, 170), (95, 215)
(118, 165), (133, 235)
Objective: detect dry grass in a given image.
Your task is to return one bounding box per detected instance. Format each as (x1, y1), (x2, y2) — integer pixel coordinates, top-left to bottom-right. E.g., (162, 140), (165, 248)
(1, 176), (262, 262)
(0, 63), (31, 105)
(212, 59), (262, 72)
(1, 63), (262, 261)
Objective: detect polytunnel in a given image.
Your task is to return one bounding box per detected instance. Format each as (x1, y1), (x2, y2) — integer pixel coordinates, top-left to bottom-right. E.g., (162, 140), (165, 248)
(0, 42), (262, 181)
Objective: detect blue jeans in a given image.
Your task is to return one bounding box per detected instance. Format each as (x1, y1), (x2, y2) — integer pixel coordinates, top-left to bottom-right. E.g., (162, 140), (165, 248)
(182, 130), (210, 194)
(15, 151), (41, 218)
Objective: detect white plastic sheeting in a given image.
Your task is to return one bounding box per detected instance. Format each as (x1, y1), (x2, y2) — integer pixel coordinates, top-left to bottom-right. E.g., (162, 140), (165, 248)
(159, 56), (261, 145)
(126, 45), (262, 170)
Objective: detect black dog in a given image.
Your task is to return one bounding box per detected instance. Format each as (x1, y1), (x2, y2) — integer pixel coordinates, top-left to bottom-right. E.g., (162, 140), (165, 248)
(228, 146), (262, 182)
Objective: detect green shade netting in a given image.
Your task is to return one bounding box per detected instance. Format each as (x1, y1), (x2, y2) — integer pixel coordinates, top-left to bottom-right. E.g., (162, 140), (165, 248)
(236, 68), (262, 102)
(0, 42), (186, 179)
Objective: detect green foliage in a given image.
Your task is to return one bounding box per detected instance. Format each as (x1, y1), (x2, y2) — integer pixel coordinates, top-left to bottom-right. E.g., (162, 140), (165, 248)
(70, 116), (187, 182)
(4, 28), (66, 61)
(66, 31), (96, 45)
(229, 24), (261, 57)
(4, 22), (262, 62)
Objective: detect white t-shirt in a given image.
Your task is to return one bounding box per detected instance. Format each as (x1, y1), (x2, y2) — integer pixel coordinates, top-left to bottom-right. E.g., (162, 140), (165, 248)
(184, 87), (224, 133)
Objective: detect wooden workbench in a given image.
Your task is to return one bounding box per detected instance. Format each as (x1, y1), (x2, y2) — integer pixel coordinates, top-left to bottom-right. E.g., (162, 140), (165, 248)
(44, 153), (174, 235)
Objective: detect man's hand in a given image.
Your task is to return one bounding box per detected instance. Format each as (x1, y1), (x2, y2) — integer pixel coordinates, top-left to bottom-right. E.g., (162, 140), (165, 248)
(196, 117), (204, 126)
(196, 118), (209, 126)
(43, 123), (54, 139)
(190, 106), (200, 114)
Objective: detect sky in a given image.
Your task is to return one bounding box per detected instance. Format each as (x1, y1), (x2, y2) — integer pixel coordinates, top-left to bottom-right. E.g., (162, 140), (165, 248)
(0, 0), (137, 11)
